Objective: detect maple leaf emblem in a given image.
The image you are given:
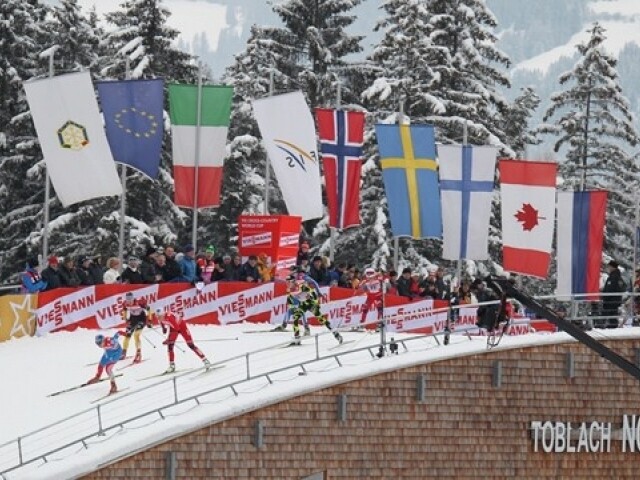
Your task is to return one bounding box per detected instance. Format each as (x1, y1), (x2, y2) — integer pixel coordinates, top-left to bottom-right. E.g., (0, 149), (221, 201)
(514, 203), (545, 231)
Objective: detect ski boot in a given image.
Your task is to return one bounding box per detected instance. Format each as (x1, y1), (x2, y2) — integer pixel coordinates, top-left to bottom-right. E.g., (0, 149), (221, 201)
(304, 326), (311, 336)
(109, 381), (118, 395)
(203, 358), (211, 369)
(272, 324), (287, 332)
(290, 336), (301, 346)
(164, 362), (176, 374)
(133, 349), (142, 364)
(333, 331), (343, 344)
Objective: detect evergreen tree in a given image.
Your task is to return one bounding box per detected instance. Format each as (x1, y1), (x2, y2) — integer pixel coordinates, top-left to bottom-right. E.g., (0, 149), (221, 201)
(50, 0), (100, 74)
(502, 87), (541, 159)
(541, 23), (640, 267)
(0, 0), (51, 281)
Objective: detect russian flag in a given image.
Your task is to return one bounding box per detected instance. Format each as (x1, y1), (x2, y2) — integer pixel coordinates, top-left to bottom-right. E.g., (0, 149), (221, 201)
(556, 191), (607, 296)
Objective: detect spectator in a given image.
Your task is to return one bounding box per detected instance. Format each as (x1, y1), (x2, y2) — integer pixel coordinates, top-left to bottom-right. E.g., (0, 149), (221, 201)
(385, 271), (398, 295)
(103, 257), (122, 284)
(198, 245), (216, 284)
(163, 246), (181, 282)
(41, 256), (62, 291)
(140, 246), (161, 284)
(179, 244), (197, 283)
(121, 256), (143, 284)
(211, 256), (226, 282)
(336, 263), (349, 288)
(59, 257), (81, 287)
(396, 268), (413, 299)
(309, 256), (329, 286)
(225, 254), (242, 281)
(420, 277), (438, 299)
(240, 255), (260, 282)
(76, 256), (94, 286)
(257, 253), (274, 282)
(326, 261), (340, 286)
(410, 272), (422, 298)
(298, 256), (310, 273)
(434, 266), (451, 300)
(21, 257), (47, 293)
(602, 260), (626, 328)
(296, 241), (310, 266)
(155, 254), (168, 282)
(89, 255), (105, 285)
(348, 267), (361, 289)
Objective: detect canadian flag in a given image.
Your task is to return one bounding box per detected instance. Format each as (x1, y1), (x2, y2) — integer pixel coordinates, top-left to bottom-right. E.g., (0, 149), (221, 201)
(499, 160), (557, 278)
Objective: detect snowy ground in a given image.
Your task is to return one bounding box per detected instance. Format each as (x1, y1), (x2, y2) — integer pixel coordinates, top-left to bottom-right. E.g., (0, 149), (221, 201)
(1, 323), (639, 479)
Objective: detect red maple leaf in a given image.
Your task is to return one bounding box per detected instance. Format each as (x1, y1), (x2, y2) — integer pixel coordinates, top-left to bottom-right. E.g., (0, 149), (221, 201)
(514, 203), (545, 231)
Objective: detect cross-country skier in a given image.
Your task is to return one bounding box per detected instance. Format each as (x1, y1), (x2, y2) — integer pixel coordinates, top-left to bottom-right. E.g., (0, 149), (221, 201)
(87, 332), (123, 395)
(359, 267), (384, 325)
(272, 275), (311, 335)
(120, 292), (150, 363)
(288, 272), (343, 345)
(153, 309), (210, 374)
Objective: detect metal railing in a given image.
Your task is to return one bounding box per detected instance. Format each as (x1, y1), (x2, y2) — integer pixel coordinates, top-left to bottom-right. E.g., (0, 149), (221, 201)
(0, 325), (476, 479)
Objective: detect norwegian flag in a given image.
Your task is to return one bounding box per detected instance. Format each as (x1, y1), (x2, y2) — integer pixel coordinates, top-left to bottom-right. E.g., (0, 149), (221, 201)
(316, 108), (365, 229)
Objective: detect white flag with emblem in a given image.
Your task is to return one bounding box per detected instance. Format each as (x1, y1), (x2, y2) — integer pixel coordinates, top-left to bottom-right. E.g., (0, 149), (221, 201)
(24, 71), (122, 207)
(252, 91), (322, 221)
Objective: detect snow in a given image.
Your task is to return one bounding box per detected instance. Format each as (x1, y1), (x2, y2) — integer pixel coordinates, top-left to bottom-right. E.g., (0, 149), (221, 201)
(514, 17), (640, 76)
(2, 320), (639, 479)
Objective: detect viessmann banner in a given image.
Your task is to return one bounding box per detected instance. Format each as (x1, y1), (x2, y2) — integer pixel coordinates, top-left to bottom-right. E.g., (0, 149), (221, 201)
(34, 283), (556, 337)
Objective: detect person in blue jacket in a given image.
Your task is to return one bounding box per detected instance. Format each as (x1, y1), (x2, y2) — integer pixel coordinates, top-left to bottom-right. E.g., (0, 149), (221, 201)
(87, 332), (123, 395)
(179, 244), (197, 283)
(21, 258), (47, 293)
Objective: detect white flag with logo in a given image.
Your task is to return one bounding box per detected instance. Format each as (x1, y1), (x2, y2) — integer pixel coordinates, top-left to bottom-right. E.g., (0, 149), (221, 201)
(24, 71), (122, 206)
(252, 91), (322, 221)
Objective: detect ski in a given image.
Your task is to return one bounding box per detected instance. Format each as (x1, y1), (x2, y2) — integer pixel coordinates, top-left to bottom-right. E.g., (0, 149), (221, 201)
(243, 328), (288, 334)
(90, 387), (131, 404)
(136, 368), (196, 381)
(116, 359), (147, 370)
(327, 339), (356, 351)
(189, 364), (227, 379)
(47, 374), (124, 397)
(279, 340), (313, 348)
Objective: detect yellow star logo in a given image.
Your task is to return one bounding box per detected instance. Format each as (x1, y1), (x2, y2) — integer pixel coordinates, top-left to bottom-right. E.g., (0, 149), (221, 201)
(0, 295), (36, 341)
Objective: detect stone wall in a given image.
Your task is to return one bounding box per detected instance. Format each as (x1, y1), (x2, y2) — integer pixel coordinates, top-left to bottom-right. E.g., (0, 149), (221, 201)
(84, 339), (640, 479)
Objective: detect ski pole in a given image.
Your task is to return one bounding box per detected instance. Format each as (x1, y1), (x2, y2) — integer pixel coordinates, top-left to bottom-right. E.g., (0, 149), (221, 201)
(142, 333), (157, 349)
(197, 337), (239, 342)
(148, 325), (186, 353)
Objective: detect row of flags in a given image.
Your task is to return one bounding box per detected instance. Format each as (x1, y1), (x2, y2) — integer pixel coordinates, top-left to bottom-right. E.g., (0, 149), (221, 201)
(22, 75), (608, 296)
(23, 71), (233, 210)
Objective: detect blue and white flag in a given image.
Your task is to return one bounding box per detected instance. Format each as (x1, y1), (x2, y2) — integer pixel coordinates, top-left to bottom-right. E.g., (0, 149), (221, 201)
(97, 78), (164, 178)
(438, 145), (497, 260)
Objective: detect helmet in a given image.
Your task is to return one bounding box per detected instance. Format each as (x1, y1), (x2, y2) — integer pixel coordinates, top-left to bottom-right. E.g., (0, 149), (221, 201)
(286, 274), (296, 282)
(365, 267), (376, 277)
(125, 292), (134, 300)
(95, 334), (104, 346)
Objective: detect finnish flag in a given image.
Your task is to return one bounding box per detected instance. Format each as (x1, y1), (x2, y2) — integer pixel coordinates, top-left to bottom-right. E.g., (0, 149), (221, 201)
(438, 145), (497, 260)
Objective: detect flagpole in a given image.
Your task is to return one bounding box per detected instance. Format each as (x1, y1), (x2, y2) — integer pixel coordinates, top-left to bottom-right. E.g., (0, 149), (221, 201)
(192, 62), (203, 252)
(329, 81), (342, 263)
(41, 45), (59, 262)
(392, 99), (404, 273)
(263, 69), (274, 215)
(117, 57), (130, 267)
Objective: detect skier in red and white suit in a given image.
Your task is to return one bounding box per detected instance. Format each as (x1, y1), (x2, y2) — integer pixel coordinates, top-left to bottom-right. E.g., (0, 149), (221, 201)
(359, 268), (384, 324)
(153, 309), (210, 373)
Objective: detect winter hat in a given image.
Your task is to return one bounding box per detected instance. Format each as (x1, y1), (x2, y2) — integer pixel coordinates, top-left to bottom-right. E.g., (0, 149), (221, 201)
(77, 255), (88, 265)
(48, 255), (59, 266)
(128, 255), (140, 263)
(312, 255), (322, 263)
(145, 246), (157, 257)
(205, 245), (215, 254)
(183, 244), (195, 253)
(608, 260), (619, 269)
(27, 257), (39, 269)
(401, 267), (412, 275)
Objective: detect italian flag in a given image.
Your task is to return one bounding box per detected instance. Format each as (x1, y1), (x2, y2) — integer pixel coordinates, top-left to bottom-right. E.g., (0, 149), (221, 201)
(168, 84), (233, 208)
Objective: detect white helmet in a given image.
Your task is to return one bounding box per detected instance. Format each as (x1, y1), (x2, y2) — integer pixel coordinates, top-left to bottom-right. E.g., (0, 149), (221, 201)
(364, 267), (375, 277)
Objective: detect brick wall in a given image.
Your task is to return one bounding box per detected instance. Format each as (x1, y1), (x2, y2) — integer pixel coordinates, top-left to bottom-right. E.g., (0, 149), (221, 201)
(84, 339), (640, 479)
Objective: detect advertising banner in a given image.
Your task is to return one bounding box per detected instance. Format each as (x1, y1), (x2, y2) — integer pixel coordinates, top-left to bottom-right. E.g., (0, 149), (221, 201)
(0, 294), (37, 342)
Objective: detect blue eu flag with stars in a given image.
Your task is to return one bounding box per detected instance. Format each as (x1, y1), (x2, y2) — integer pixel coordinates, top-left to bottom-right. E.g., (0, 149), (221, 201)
(97, 78), (164, 179)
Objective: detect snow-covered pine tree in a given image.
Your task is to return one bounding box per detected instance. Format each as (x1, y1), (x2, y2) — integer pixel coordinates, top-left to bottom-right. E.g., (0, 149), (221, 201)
(359, 0), (513, 274)
(541, 23), (640, 269)
(0, 0), (51, 281)
(502, 87), (541, 159)
(50, 0), (100, 74)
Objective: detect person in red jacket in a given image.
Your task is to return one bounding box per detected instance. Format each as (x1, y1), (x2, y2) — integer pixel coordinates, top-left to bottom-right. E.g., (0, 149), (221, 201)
(153, 309), (210, 373)
(359, 268), (384, 325)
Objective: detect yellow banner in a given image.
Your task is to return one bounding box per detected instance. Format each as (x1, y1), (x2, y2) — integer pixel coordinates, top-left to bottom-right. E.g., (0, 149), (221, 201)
(0, 294), (36, 342)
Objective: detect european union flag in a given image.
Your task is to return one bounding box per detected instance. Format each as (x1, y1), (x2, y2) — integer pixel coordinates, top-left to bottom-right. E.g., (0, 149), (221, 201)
(376, 124), (442, 239)
(97, 78), (164, 178)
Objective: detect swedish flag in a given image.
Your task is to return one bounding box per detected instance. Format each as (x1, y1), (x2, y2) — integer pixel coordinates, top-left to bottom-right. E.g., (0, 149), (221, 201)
(376, 124), (442, 239)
